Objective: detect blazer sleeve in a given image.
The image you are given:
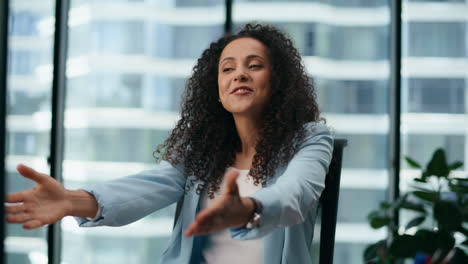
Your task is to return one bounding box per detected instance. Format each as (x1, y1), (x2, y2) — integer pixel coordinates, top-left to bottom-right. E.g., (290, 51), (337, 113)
(75, 160), (186, 227)
(230, 123), (333, 240)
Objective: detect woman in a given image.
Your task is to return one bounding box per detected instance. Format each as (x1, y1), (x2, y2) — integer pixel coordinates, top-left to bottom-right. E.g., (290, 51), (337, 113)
(6, 24), (333, 263)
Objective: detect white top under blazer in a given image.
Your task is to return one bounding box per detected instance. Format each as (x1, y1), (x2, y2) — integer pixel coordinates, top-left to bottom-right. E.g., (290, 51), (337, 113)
(201, 168), (263, 264)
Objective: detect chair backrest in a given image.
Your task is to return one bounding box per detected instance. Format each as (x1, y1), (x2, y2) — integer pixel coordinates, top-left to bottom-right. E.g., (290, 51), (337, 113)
(318, 138), (347, 264)
(173, 138), (348, 264)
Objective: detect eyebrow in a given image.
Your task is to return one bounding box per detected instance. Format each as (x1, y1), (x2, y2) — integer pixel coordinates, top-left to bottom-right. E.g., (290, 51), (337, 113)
(220, 54), (265, 63)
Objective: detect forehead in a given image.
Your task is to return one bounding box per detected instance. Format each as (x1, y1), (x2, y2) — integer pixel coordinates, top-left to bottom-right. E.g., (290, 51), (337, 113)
(220, 37), (269, 61)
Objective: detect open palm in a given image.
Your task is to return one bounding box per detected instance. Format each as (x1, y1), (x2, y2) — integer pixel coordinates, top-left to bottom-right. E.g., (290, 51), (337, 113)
(185, 170), (255, 237)
(5, 164), (71, 229)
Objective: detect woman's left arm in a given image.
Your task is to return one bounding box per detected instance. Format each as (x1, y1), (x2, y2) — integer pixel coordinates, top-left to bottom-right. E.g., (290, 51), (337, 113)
(231, 124), (333, 239)
(185, 124), (333, 239)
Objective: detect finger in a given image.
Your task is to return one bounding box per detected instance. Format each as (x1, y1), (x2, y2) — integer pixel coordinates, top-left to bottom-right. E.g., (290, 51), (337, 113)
(195, 207), (227, 231)
(185, 221), (198, 237)
(185, 221), (212, 237)
(196, 199), (229, 224)
(5, 203), (26, 214)
(224, 170), (240, 195)
(191, 225), (211, 236)
(6, 192), (25, 203)
(186, 210), (217, 236)
(23, 220), (43, 230)
(195, 207), (216, 223)
(6, 213), (33, 224)
(16, 164), (47, 184)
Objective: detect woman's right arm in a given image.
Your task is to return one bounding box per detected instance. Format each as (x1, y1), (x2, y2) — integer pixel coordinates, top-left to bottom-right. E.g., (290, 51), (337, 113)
(6, 160), (186, 229)
(76, 160), (186, 227)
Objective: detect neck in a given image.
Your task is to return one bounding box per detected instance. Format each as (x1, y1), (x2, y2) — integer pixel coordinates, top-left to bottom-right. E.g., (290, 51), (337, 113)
(233, 114), (262, 156)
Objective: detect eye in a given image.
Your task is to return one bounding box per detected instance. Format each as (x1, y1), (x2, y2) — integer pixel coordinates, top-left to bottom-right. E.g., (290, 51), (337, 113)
(223, 67), (234, 72)
(249, 64), (262, 69)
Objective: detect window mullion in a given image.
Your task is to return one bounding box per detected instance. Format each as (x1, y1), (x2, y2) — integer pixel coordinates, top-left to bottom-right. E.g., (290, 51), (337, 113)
(0, 0), (10, 262)
(48, 0), (71, 263)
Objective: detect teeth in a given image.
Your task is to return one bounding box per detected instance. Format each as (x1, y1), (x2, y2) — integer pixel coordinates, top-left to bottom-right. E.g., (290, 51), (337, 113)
(235, 88), (250, 92)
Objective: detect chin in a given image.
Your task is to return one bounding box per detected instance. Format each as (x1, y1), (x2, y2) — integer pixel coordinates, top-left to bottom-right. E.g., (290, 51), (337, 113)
(225, 104), (253, 114)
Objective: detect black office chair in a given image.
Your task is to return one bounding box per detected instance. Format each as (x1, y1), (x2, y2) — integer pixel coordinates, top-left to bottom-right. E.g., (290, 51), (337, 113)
(316, 138), (347, 264)
(173, 138), (347, 264)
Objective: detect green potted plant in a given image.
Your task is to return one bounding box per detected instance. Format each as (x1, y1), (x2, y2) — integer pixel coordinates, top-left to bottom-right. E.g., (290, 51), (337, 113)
(364, 148), (468, 264)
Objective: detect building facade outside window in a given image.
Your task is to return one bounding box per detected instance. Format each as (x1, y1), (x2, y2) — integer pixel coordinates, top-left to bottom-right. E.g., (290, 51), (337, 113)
(4, 0), (467, 263)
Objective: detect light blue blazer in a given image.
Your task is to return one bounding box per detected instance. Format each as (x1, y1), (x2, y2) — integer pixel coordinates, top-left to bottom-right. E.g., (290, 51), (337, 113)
(76, 122), (333, 264)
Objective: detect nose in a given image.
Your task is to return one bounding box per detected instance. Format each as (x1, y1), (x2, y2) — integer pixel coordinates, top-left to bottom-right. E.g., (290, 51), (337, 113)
(234, 69), (248, 82)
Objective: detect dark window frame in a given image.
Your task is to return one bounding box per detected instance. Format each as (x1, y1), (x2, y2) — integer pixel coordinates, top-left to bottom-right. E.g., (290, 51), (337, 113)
(1, 0), (9, 263)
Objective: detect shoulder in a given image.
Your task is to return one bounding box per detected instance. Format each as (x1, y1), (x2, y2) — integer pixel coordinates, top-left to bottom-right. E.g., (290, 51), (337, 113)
(293, 121), (334, 160)
(302, 121), (333, 143)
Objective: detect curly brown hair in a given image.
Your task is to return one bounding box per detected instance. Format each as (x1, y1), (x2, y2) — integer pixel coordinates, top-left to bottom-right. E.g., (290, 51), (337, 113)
(154, 23), (322, 198)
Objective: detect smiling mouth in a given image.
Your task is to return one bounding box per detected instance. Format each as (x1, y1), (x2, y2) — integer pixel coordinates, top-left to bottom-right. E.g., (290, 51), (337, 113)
(231, 86), (253, 94)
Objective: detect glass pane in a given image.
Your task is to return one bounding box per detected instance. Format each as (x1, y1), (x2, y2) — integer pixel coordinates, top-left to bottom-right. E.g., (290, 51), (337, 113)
(61, 1), (224, 263)
(400, 0), (467, 257)
(5, 0), (56, 263)
(233, 0), (390, 262)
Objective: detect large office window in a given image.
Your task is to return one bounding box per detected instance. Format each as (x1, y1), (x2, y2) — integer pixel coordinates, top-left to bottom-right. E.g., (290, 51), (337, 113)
(232, 0), (390, 263)
(401, 0), (467, 187)
(400, 2), (467, 263)
(60, 1), (224, 263)
(3, 0), (467, 263)
(5, 0), (56, 263)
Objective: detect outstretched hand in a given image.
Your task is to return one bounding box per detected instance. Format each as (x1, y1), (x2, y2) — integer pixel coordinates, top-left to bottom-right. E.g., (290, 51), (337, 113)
(5, 164), (71, 229)
(185, 169), (255, 237)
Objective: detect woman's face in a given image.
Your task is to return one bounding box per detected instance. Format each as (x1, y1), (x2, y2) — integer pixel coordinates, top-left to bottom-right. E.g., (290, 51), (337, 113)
(218, 37), (272, 117)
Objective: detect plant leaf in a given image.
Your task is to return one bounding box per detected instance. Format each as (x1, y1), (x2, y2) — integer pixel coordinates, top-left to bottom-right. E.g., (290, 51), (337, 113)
(414, 177), (427, 183)
(413, 229), (455, 255)
(380, 201), (392, 210)
(412, 190), (439, 203)
(457, 226), (468, 236)
(368, 211), (390, 229)
(389, 234), (418, 258)
(414, 229), (438, 254)
(433, 200), (462, 231)
(422, 170), (429, 180)
(426, 148), (450, 178)
(401, 200), (426, 213)
(391, 193), (409, 210)
(411, 185), (433, 192)
(434, 230), (455, 251)
(367, 210), (380, 220)
(448, 161), (463, 171)
(448, 181), (468, 194)
(452, 177), (468, 182)
(370, 216), (391, 229)
(405, 216), (426, 230)
(405, 156), (422, 168)
(461, 203), (468, 221)
(363, 240), (386, 262)
(448, 160), (463, 170)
